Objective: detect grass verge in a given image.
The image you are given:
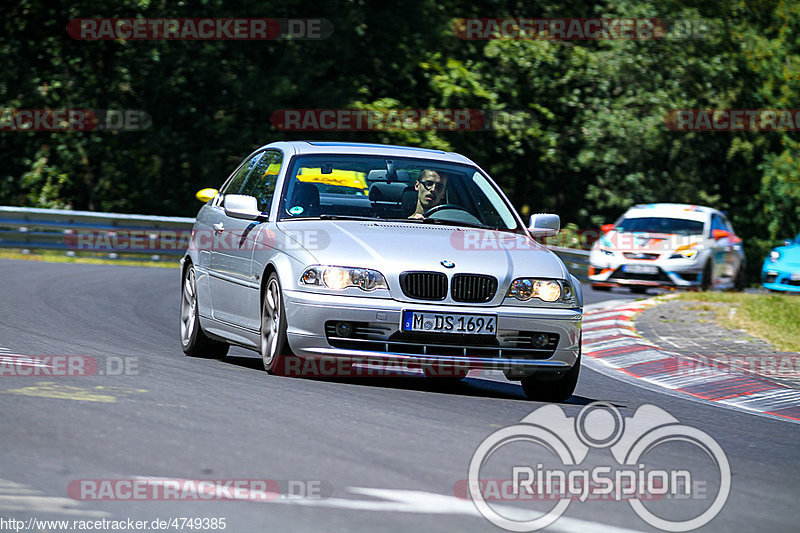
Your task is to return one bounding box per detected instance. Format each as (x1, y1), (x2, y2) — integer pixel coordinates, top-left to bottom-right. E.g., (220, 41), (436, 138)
(675, 291), (800, 352)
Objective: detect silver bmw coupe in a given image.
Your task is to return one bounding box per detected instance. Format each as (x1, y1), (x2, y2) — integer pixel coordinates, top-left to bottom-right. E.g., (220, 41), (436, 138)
(180, 141), (583, 401)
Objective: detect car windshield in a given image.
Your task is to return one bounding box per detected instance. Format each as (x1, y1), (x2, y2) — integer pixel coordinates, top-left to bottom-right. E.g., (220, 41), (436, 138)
(617, 217), (704, 235)
(277, 155), (521, 231)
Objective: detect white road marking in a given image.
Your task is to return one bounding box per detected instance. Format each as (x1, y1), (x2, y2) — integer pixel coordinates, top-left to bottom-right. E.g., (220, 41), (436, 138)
(0, 355), (55, 368)
(583, 337), (645, 351)
(133, 477), (646, 533)
(648, 371), (737, 390)
(721, 389), (800, 411)
(601, 349), (671, 369)
(582, 328), (638, 340)
(0, 478), (107, 517)
(584, 309), (638, 320)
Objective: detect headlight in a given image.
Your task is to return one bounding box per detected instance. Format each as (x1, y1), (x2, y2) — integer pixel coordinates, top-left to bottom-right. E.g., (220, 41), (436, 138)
(669, 249), (698, 260)
(300, 266), (387, 291)
(599, 246), (615, 256)
(508, 278), (571, 303)
(769, 250), (782, 263)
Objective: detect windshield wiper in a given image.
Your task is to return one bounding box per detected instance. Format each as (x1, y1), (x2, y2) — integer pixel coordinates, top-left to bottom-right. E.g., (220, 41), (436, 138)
(388, 217), (498, 231)
(317, 214), (379, 221)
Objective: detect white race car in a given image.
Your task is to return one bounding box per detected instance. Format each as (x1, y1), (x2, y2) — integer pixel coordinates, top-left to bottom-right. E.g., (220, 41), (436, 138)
(589, 203), (746, 293)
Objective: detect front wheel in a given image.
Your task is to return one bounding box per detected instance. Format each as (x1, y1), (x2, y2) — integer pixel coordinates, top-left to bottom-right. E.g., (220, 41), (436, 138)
(701, 261), (713, 291)
(734, 266), (746, 291)
(521, 351), (580, 402)
(261, 273), (290, 374)
(180, 265), (229, 358)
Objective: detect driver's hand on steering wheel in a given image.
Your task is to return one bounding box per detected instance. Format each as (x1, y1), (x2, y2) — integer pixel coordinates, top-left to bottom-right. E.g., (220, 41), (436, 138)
(408, 213), (424, 219)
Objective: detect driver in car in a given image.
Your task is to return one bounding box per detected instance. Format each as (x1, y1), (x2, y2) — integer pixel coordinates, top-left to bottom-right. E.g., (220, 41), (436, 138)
(409, 169), (448, 219)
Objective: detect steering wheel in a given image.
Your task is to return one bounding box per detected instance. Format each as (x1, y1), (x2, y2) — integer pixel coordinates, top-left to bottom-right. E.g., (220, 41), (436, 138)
(423, 204), (473, 217)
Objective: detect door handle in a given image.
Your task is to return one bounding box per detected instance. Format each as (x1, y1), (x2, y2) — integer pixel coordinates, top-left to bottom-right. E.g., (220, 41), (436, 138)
(213, 222), (224, 234)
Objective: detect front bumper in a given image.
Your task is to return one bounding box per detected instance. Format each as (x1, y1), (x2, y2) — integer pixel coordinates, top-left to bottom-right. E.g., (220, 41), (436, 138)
(282, 289), (582, 374)
(588, 253), (704, 288)
(762, 268), (800, 292)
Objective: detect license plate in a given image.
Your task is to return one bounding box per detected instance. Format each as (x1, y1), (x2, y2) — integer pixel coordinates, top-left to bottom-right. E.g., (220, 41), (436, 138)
(402, 311), (496, 335)
(622, 264), (658, 274)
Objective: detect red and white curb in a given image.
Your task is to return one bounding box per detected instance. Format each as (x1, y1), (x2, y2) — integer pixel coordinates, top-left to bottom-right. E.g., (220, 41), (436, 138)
(582, 297), (800, 423)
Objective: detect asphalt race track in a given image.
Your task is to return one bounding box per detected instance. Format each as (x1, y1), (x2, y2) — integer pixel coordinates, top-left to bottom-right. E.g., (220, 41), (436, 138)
(1, 258), (798, 532)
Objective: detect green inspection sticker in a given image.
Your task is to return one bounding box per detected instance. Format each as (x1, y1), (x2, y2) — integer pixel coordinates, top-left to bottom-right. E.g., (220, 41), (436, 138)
(289, 206), (304, 215)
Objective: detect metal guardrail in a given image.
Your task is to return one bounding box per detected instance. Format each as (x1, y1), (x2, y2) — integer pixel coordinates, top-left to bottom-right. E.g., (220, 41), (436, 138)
(0, 206), (195, 260)
(0, 206), (591, 275)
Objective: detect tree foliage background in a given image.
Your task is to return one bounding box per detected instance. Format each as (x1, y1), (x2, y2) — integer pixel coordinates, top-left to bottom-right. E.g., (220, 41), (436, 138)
(1, 0), (798, 280)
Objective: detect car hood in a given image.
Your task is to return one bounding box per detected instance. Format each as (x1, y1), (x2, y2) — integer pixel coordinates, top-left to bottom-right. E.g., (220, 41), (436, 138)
(599, 230), (704, 253)
(276, 220), (569, 279)
(773, 245), (800, 268)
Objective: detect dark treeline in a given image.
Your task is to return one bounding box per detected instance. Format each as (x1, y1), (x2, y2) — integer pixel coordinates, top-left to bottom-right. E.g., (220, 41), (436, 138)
(1, 0), (798, 279)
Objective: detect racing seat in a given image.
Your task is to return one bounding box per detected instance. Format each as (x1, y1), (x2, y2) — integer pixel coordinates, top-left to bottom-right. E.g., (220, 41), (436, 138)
(288, 182), (320, 217)
(368, 182), (408, 218)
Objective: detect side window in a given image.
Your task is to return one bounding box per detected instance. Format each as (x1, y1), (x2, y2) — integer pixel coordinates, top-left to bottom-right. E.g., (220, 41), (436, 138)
(241, 150), (283, 213)
(723, 216), (735, 234)
(710, 214), (727, 236)
(220, 152), (264, 197)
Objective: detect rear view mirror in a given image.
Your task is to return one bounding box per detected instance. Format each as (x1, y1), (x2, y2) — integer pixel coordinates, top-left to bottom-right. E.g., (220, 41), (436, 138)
(223, 194), (261, 220)
(528, 213), (560, 237)
(196, 188), (218, 203)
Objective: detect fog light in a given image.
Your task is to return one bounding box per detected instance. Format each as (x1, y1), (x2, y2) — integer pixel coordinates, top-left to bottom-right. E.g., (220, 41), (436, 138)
(532, 333), (550, 348)
(335, 322), (353, 338)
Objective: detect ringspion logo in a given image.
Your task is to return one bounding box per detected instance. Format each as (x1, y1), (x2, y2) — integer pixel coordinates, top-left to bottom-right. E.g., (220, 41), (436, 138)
(466, 402), (730, 531)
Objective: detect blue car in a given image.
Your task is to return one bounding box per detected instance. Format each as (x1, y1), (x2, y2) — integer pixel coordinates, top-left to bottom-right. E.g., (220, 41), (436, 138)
(762, 233), (800, 292)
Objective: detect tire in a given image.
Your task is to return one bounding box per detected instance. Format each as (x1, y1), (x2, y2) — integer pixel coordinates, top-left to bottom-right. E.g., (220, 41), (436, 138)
(630, 286), (648, 294)
(701, 261), (713, 291)
(261, 272), (290, 374)
(592, 284), (612, 292)
(180, 264), (229, 358)
(734, 266), (746, 292)
(521, 350), (580, 402)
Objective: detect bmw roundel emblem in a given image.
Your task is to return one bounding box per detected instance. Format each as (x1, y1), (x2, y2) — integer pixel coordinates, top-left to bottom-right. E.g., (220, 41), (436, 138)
(441, 260), (455, 268)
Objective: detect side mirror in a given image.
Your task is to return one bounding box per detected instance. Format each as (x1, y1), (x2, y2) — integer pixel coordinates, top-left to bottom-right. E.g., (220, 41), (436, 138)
(223, 194), (261, 220)
(712, 229), (730, 240)
(601, 223), (615, 233)
(528, 213), (560, 237)
(196, 188), (218, 203)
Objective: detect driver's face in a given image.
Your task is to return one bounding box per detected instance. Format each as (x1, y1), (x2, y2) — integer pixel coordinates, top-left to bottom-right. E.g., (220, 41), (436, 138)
(415, 170), (447, 210)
